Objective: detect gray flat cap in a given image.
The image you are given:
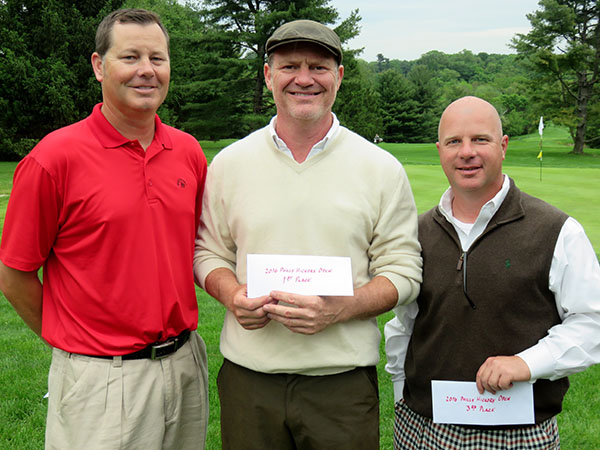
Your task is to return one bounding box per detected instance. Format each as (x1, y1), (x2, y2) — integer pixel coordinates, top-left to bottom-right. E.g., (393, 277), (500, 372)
(266, 19), (342, 63)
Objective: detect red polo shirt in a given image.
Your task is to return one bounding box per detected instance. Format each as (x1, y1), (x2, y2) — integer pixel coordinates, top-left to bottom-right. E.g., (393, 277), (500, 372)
(0, 104), (207, 355)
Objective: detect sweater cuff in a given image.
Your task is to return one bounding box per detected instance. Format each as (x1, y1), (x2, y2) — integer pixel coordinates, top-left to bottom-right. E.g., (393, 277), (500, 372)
(194, 259), (236, 289)
(385, 274), (420, 307)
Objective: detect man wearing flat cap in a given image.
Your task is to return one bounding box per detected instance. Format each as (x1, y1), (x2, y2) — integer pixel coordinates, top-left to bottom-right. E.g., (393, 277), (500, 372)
(194, 19), (422, 449)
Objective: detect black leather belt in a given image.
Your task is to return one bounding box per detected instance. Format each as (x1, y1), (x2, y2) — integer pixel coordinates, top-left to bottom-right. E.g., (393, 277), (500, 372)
(84, 329), (191, 360)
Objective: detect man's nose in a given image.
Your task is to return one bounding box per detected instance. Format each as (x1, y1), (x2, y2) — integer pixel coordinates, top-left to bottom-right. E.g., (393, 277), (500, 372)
(137, 57), (155, 77)
(295, 66), (314, 86)
(458, 141), (476, 158)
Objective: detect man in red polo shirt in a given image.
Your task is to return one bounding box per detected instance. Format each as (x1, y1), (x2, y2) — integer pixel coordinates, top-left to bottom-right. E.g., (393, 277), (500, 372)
(0, 8), (208, 449)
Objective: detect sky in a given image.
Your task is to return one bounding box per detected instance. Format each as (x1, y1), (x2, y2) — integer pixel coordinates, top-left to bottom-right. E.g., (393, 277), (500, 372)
(331, 0), (541, 62)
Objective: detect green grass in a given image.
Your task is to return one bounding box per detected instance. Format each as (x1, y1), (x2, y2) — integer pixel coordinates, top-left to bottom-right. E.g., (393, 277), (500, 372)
(1, 125), (599, 449)
(199, 139), (237, 164)
(0, 298), (49, 448)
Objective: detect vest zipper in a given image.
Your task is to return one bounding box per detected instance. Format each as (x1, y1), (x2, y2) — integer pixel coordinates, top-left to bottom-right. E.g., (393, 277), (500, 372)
(458, 252), (476, 309)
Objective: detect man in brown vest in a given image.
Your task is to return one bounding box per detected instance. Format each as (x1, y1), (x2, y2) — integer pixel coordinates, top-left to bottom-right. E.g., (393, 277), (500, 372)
(385, 96), (600, 449)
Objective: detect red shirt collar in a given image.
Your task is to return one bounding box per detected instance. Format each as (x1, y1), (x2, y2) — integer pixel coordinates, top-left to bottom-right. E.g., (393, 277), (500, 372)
(87, 103), (173, 151)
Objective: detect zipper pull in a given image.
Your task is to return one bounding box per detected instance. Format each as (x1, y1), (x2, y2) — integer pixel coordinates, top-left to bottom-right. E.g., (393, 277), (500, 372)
(456, 253), (464, 270)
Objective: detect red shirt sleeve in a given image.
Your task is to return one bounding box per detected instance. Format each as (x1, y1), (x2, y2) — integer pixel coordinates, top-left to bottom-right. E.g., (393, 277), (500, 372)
(0, 156), (60, 271)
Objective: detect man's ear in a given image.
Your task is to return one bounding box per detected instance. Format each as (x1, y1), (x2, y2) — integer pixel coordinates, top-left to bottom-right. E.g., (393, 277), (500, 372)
(91, 52), (104, 83)
(336, 65), (344, 90)
(501, 135), (509, 160)
(264, 63), (273, 92)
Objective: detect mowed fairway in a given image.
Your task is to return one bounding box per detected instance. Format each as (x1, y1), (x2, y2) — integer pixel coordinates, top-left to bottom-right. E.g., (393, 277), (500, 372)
(0, 126), (599, 449)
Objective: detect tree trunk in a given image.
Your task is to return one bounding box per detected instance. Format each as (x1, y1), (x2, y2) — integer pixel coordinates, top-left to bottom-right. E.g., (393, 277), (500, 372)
(252, 46), (266, 114)
(573, 119), (586, 155)
(573, 78), (591, 155)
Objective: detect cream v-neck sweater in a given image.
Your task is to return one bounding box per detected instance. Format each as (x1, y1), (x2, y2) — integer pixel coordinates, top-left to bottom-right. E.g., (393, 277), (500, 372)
(195, 125), (422, 375)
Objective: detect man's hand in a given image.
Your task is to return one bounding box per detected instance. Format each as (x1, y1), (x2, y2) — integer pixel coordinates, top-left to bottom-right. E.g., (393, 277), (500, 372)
(262, 276), (400, 335)
(229, 284), (277, 330)
(204, 268), (276, 330)
(476, 355), (531, 394)
(262, 291), (346, 335)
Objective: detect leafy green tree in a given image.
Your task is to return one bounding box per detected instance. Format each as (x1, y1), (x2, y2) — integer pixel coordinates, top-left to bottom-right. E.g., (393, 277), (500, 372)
(377, 70), (420, 142)
(328, 11), (385, 141)
(407, 64), (441, 142)
(363, 50), (539, 142)
(440, 80), (475, 106)
(0, 0), (124, 159)
(581, 93), (600, 145)
(513, 0), (600, 154)
(418, 51), (449, 73)
(375, 53), (390, 73)
(373, 65), (441, 143)
(336, 52), (383, 141)
(497, 93), (535, 137)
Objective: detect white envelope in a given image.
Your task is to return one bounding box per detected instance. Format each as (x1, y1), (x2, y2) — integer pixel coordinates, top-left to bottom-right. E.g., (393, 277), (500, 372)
(431, 380), (535, 426)
(246, 254), (354, 298)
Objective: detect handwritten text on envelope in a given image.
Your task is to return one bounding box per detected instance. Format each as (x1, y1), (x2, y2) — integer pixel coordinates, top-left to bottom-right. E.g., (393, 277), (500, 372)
(246, 254), (354, 298)
(431, 380), (534, 426)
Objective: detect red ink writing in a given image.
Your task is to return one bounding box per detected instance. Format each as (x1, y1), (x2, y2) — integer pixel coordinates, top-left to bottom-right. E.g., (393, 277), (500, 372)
(295, 277), (311, 283)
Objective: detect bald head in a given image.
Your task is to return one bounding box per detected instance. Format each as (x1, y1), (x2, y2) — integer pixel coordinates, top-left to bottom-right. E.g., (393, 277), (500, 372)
(435, 96), (508, 212)
(438, 96), (503, 142)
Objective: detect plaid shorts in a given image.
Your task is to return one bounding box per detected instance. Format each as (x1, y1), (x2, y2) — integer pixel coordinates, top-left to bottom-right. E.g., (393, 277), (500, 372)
(393, 399), (560, 450)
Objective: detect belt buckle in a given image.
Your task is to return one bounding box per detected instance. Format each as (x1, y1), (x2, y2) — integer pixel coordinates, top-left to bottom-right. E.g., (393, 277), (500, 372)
(150, 337), (178, 360)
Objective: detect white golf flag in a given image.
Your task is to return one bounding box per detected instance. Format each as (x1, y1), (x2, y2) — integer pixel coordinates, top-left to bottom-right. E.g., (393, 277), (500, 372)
(538, 116), (544, 137)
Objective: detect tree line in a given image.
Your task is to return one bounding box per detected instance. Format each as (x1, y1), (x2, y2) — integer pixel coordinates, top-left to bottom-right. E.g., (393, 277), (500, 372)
(1, 0), (599, 160)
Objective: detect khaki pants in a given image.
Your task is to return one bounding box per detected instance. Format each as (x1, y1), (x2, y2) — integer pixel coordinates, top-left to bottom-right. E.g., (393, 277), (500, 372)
(218, 359), (380, 450)
(45, 332), (208, 450)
